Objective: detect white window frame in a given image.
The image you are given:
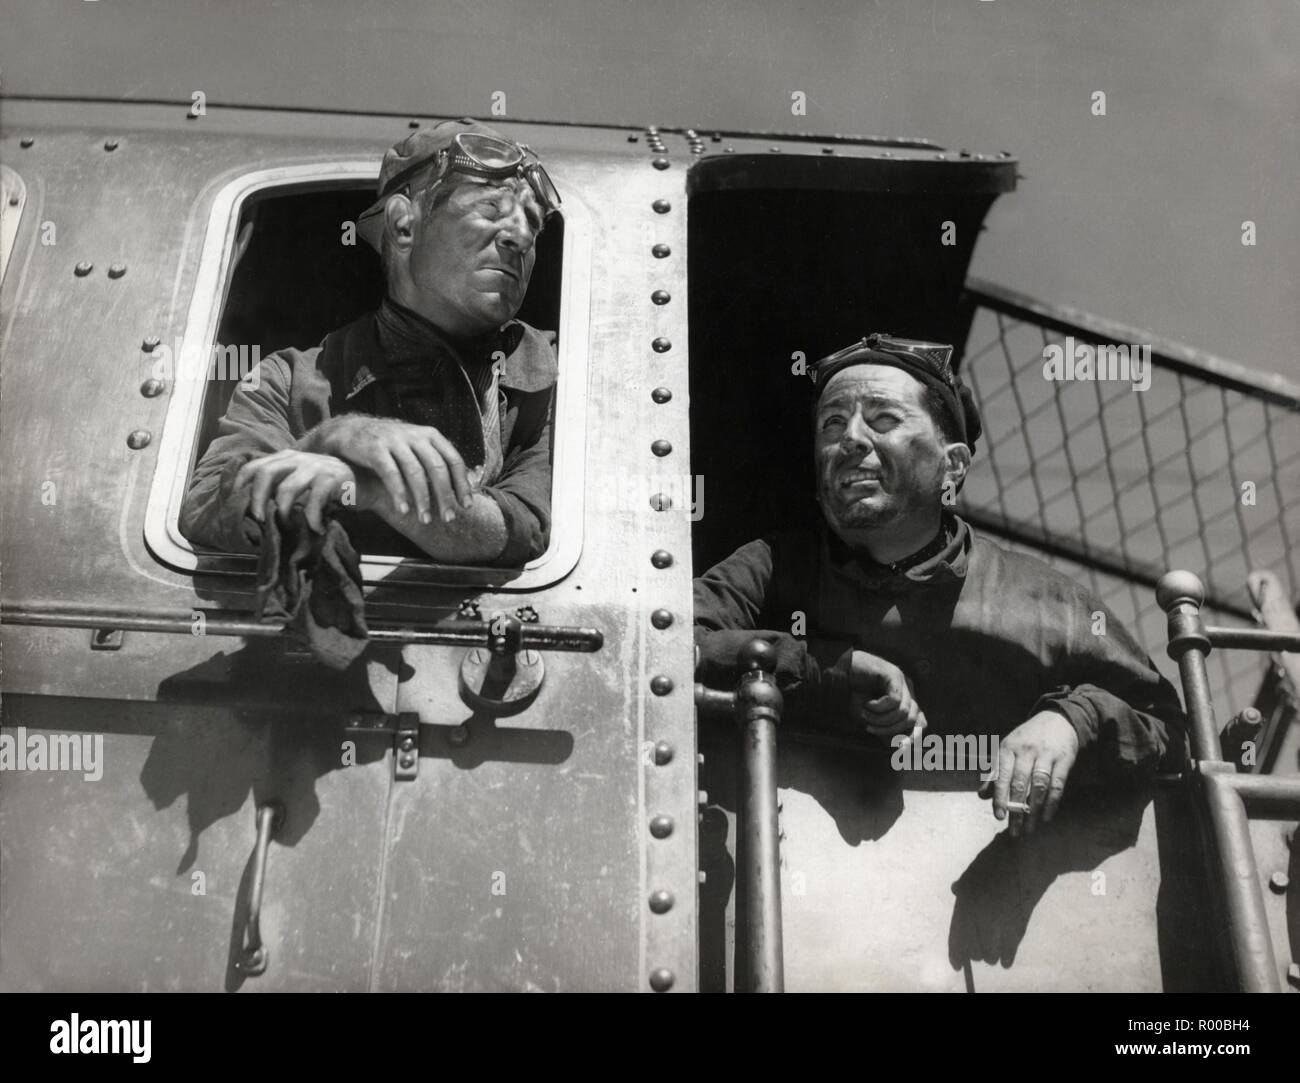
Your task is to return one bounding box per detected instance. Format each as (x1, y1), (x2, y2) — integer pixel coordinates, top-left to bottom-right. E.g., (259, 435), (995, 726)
(0, 165), (27, 282)
(143, 161), (590, 590)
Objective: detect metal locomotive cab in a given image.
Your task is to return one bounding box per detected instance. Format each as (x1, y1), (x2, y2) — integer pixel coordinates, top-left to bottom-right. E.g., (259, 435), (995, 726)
(1, 96), (1297, 993)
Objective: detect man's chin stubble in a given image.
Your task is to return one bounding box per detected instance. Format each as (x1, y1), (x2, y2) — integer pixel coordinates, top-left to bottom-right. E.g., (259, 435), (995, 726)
(823, 497), (892, 532)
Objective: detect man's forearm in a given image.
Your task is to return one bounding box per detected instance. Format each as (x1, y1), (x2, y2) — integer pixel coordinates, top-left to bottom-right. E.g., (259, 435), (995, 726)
(1032, 683), (1181, 774)
(296, 420), (342, 455)
(367, 490), (509, 564)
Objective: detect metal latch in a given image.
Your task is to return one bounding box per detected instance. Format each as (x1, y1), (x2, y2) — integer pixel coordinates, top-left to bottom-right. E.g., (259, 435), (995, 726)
(459, 613), (545, 714)
(345, 711), (421, 780)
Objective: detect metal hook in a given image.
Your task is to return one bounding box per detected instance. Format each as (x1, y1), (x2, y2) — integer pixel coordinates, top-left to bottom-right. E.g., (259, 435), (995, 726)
(237, 802), (284, 976)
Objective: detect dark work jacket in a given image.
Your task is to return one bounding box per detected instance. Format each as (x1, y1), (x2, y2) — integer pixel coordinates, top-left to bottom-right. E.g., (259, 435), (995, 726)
(180, 308), (557, 566)
(693, 517), (1187, 777)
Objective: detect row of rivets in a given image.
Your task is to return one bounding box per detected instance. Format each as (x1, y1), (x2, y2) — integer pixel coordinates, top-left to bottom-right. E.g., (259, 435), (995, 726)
(73, 262), (127, 278)
(17, 136), (124, 151)
(647, 715), (675, 991)
(138, 324), (166, 407)
(649, 228), (673, 505)
(648, 657), (676, 986)
(649, 181), (674, 542)
(647, 157), (680, 986)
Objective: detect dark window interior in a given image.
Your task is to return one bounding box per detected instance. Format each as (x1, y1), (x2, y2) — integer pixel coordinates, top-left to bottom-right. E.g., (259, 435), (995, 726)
(687, 186), (994, 572)
(198, 183), (564, 464)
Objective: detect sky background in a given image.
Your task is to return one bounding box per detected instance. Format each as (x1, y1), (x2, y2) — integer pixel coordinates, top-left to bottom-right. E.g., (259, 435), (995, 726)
(2, 0), (1296, 373)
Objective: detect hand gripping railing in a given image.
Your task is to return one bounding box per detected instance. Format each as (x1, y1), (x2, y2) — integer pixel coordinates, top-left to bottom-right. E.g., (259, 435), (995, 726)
(1158, 570), (1300, 992)
(695, 639), (785, 993)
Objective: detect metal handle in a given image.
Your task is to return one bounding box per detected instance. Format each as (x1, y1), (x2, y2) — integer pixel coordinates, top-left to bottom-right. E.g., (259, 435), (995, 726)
(237, 802), (283, 977)
(694, 638), (786, 993)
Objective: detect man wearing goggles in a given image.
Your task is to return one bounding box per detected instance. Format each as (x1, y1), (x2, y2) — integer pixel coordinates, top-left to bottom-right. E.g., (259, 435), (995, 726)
(357, 129), (561, 242)
(184, 119), (560, 618)
(694, 332), (1184, 841)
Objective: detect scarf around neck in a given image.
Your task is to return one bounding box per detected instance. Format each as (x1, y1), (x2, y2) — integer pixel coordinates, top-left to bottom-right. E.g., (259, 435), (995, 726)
(365, 297), (504, 474)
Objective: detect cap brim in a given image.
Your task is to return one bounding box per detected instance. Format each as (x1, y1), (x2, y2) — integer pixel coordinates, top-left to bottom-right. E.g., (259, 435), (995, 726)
(357, 200), (385, 251)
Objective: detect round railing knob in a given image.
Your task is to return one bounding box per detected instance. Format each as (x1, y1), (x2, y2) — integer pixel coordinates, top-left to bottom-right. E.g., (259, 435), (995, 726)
(1156, 570), (1205, 613)
(737, 638), (777, 674)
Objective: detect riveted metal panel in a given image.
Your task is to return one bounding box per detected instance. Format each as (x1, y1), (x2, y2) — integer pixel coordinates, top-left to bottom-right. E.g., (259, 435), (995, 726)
(0, 695), (395, 991)
(1, 97), (1025, 991)
(370, 157), (698, 991)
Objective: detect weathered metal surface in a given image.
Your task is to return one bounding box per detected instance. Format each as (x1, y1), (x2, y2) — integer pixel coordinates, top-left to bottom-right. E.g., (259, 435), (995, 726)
(698, 726), (1216, 992)
(0, 103), (705, 989)
(0, 96), (1049, 991)
(368, 150), (699, 990)
(0, 696), (393, 992)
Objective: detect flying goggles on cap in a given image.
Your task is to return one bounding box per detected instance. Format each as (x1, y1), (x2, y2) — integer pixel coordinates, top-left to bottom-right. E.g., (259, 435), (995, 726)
(809, 332), (980, 451)
(378, 131), (561, 218)
(808, 333), (956, 389)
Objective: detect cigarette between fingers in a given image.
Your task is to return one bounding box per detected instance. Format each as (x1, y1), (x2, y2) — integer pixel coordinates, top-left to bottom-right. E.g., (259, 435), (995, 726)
(1003, 800), (1031, 813)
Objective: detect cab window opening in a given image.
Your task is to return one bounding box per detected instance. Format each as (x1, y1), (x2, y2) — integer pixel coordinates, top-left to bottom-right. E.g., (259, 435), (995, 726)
(687, 185), (989, 572)
(191, 181), (565, 563)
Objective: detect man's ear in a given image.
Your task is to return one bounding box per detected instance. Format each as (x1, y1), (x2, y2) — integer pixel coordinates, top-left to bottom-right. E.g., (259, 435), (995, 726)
(944, 441), (972, 492)
(383, 193), (417, 254)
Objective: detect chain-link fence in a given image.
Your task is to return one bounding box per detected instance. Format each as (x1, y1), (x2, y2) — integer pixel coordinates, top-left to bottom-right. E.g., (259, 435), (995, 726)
(957, 279), (1300, 716)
